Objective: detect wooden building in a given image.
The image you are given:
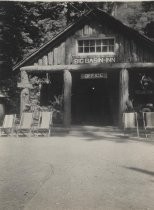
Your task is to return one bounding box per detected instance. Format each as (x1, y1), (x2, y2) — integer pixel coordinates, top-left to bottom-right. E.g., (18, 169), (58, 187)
(13, 8), (154, 128)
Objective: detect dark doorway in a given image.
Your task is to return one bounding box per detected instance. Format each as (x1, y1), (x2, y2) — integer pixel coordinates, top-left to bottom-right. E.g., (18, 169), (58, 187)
(71, 70), (119, 125)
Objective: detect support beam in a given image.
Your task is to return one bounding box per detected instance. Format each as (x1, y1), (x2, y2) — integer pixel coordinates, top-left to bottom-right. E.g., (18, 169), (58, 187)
(20, 63), (154, 72)
(119, 69), (129, 126)
(63, 70), (72, 128)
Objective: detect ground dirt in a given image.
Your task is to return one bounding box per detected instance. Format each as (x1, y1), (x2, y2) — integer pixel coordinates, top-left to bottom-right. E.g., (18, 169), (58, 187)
(0, 133), (154, 210)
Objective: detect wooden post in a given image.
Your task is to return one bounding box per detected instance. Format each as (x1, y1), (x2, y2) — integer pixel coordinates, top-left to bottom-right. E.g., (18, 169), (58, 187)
(63, 70), (72, 128)
(119, 69), (129, 126)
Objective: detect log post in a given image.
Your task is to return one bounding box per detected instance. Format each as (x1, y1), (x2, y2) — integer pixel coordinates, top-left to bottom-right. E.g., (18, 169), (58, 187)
(119, 69), (129, 126)
(63, 70), (72, 128)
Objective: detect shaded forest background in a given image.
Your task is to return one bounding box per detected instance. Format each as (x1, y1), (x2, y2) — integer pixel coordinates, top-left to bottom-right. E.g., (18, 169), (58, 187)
(0, 1), (154, 113)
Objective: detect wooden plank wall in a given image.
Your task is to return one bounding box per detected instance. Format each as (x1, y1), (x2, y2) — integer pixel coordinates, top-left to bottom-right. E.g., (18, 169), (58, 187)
(33, 21), (154, 66)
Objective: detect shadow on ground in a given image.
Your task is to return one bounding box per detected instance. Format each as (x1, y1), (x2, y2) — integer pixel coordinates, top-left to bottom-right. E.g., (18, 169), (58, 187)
(53, 126), (154, 144)
(2, 126), (154, 144)
(123, 166), (154, 176)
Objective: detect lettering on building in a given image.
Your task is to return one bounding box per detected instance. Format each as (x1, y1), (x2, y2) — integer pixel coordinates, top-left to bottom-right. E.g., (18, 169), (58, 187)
(72, 56), (116, 64)
(81, 73), (108, 79)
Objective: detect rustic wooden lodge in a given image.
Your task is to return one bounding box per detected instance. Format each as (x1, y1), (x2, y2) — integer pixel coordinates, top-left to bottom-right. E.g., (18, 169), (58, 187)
(13, 8), (154, 128)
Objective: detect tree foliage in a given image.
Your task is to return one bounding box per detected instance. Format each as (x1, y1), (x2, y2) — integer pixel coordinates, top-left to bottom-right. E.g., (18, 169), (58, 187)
(115, 2), (154, 36)
(1, 1), (153, 69)
(142, 1), (154, 38)
(0, 1), (153, 114)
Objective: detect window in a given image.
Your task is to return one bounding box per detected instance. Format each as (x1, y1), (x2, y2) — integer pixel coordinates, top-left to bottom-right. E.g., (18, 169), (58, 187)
(78, 38), (115, 54)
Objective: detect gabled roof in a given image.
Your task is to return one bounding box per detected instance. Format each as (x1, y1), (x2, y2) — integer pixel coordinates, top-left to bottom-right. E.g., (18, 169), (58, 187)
(13, 8), (154, 71)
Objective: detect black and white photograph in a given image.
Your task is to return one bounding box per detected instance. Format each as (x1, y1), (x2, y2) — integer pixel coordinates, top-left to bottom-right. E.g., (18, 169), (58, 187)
(0, 0), (154, 209)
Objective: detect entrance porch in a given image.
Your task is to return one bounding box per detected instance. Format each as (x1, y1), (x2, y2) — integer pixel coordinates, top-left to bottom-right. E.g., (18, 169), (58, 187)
(18, 63), (154, 129)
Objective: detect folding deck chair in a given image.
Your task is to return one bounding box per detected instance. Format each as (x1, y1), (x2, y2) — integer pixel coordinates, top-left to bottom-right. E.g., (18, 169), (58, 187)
(143, 112), (154, 139)
(35, 111), (53, 137)
(123, 112), (139, 138)
(16, 112), (34, 137)
(0, 114), (16, 136)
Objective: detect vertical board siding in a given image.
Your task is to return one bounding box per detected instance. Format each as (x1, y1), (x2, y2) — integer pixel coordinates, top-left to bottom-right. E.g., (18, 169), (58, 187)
(57, 43), (65, 65)
(61, 42), (66, 64)
(57, 46), (61, 65)
(32, 21), (154, 66)
(43, 55), (48, 65)
(53, 47), (58, 65)
(70, 37), (76, 64)
(38, 58), (43, 65)
(65, 37), (72, 65)
(48, 51), (53, 65)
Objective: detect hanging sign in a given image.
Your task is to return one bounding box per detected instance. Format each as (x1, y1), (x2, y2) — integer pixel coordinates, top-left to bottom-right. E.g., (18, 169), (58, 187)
(72, 56), (116, 64)
(81, 73), (107, 79)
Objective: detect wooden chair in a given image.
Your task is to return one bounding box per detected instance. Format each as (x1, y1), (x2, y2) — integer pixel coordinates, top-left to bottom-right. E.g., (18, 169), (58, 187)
(143, 112), (154, 139)
(34, 111), (53, 137)
(0, 114), (16, 136)
(16, 112), (34, 137)
(123, 112), (139, 138)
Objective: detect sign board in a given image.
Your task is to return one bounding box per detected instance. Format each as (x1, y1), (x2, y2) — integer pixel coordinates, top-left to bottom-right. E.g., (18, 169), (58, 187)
(72, 56), (116, 64)
(81, 73), (107, 79)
